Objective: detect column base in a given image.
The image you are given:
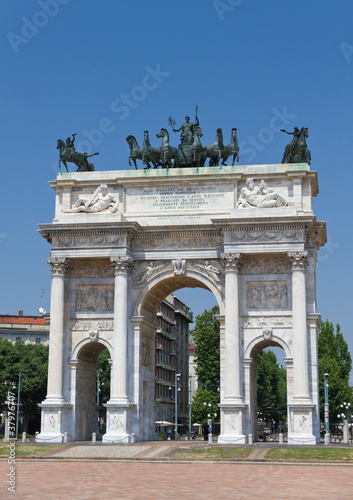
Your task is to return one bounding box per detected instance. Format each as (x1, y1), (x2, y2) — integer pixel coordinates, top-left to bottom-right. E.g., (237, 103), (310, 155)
(102, 402), (136, 444)
(218, 403), (247, 445)
(287, 433), (317, 446)
(287, 403), (319, 445)
(36, 402), (73, 443)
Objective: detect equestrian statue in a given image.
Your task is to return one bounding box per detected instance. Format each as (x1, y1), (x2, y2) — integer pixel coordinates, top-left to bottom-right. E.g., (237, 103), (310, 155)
(281, 127), (311, 165)
(57, 134), (99, 172)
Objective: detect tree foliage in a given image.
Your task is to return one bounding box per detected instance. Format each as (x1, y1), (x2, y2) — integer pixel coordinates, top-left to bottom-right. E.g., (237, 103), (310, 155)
(192, 305), (220, 391)
(0, 340), (49, 426)
(318, 321), (353, 422)
(190, 305), (220, 424)
(191, 386), (219, 424)
(256, 350), (287, 422)
(96, 348), (111, 404)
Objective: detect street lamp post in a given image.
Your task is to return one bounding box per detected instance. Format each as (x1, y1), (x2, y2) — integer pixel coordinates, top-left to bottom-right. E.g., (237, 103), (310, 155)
(96, 368), (103, 435)
(188, 378), (192, 440)
(337, 402), (351, 444)
(324, 373), (330, 444)
(175, 373), (181, 440)
(15, 372), (21, 440)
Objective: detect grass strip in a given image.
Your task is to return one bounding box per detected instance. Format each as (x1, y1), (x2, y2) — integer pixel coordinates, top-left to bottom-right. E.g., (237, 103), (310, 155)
(0, 444), (63, 457)
(266, 447), (353, 461)
(172, 446), (252, 460)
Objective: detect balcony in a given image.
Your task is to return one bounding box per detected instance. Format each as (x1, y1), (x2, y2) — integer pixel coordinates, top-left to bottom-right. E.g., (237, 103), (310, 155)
(156, 311), (176, 325)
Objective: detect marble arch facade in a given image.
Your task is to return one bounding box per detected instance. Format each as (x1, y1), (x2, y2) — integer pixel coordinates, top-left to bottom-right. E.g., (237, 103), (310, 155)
(36, 164), (326, 445)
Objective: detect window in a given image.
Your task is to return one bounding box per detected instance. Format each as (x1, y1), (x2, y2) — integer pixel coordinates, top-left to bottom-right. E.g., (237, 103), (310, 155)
(35, 338), (41, 344)
(15, 337), (22, 342)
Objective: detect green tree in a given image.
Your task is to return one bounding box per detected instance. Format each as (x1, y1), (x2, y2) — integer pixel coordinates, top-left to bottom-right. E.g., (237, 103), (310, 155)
(96, 348), (111, 404)
(256, 350), (287, 423)
(318, 321), (353, 423)
(191, 386), (219, 425)
(192, 305), (220, 392)
(190, 306), (220, 425)
(0, 340), (49, 430)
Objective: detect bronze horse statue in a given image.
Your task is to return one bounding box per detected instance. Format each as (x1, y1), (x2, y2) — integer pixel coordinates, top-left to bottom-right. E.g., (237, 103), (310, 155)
(281, 127), (311, 165)
(57, 139), (98, 172)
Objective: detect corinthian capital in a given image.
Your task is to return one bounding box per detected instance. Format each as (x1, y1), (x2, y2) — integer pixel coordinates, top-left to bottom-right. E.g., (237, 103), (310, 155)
(110, 256), (134, 275)
(221, 252), (242, 272)
(47, 257), (72, 276)
(287, 251), (309, 271)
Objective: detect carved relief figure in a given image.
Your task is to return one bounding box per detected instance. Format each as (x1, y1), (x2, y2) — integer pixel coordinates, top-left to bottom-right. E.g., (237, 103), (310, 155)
(64, 185), (119, 213)
(133, 261), (166, 288)
(89, 330), (99, 341)
(76, 285), (114, 312)
(237, 179), (294, 208)
(173, 259), (186, 275)
(294, 412), (309, 433)
(110, 413), (124, 431)
(247, 281), (288, 309)
(141, 339), (151, 367)
(47, 414), (56, 431)
(241, 255), (291, 274)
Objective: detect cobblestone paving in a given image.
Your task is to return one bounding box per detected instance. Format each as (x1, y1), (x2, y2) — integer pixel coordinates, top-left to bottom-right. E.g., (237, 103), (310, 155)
(53, 444), (151, 458)
(1, 461), (353, 499)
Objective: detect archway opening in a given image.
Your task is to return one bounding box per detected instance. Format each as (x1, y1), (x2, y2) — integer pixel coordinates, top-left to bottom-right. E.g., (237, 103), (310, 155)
(139, 273), (221, 440)
(75, 342), (111, 440)
(251, 343), (287, 442)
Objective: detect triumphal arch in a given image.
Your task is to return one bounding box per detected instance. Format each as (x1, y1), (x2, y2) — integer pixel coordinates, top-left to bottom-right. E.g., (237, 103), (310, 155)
(36, 162), (326, 445)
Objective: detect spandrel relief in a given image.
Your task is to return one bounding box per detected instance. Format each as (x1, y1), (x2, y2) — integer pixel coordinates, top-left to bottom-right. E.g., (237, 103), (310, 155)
(247, 281), (288, 309)
(75, 285), (114, 312)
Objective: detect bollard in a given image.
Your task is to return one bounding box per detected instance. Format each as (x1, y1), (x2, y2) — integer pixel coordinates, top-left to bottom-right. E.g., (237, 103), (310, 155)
(324, 433), (330, 445)
(208, 432), (212, 445)
(22, 432), (26, 443)
(278, 433), (283, 445)
(92, 432), (96, 444)
(248, 433), (253, 445)
(63, 432), (68, 444)
(131, 433), (135, 444)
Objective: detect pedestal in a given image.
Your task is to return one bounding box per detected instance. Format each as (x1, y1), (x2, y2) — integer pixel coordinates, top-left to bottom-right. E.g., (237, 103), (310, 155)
(102, 403), (136, 444)
(217, 404), (247, 444)
(36, 403), (73, 443)
(287, 404), (317, 445)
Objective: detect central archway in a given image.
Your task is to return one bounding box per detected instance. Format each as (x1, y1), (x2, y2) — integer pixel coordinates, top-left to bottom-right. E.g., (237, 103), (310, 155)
(131, 268), (224, 441)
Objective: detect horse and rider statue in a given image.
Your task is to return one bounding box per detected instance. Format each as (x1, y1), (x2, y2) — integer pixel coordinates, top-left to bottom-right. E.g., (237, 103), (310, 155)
(126, 105), (240, 169)
(281, 127), (311, 165)
(57, 133), (99, 172)
(57, 114), (311, 173)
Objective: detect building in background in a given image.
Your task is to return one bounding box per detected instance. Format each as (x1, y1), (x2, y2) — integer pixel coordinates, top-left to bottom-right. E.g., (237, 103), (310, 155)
(0, 311), (50, 345)
(188, 338), (199, 401)
(155, 294), (192, 434)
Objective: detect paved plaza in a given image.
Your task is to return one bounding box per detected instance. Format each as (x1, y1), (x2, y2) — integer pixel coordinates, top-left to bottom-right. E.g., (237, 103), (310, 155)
(1, 459), (352, 499)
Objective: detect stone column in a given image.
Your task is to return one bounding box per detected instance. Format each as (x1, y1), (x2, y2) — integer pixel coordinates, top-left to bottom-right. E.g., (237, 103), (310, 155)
(46, 257), (72, 402)
(288, 251), (310, 401)
(110, 256), (134, 402)
(221, 253), (242, 400)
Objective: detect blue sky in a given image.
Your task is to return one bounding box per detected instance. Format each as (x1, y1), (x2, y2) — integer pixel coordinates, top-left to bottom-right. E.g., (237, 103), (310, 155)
(1, 1), (353, 374)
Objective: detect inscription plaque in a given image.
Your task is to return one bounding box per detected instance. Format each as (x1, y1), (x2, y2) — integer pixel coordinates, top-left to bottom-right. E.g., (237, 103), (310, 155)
(126, 184), (234, 212)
